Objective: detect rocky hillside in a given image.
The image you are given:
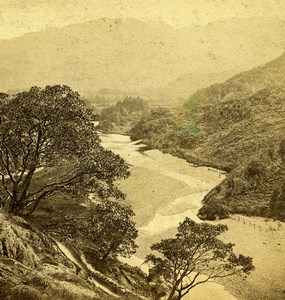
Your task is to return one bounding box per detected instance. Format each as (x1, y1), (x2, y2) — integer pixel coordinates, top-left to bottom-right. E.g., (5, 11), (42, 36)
(198, 134), (285, 221)
(130, 54), (285, 220)
(0, 17), (284, 100)
(194, 86), (285, 220)
(0, 209), (152, 300)
(193, 86), (285, 165)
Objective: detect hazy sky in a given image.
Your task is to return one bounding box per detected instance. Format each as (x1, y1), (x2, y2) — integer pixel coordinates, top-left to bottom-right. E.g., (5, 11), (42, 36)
(1, 0), (285, 40)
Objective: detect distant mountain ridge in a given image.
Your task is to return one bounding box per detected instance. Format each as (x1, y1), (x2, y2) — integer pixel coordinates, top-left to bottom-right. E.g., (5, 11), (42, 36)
(0, 17), (284, 101)
(149, 70), (237, 100)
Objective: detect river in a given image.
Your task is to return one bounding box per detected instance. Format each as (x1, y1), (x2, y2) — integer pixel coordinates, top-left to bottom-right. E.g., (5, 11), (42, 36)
(99, 132), (237, 300)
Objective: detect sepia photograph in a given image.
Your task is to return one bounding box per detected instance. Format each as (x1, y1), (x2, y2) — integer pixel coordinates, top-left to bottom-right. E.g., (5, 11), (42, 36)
(0, 1), (284, 299)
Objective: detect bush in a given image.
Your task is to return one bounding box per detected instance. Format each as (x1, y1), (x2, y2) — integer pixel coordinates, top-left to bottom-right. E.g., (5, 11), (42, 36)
(8, 286), (42, 300)
(27, 275), (49, 288)
(198, 201), (229, 220)
(245, 161), (263, 178)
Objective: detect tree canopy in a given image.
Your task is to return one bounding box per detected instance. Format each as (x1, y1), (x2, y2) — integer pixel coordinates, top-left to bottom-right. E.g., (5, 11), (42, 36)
(83, 200), (138, 260)
(0, 85), (129, 215)
(99, 96), (150, 132)
(46, 199), (138, 261)
(146, 217), (254, 300)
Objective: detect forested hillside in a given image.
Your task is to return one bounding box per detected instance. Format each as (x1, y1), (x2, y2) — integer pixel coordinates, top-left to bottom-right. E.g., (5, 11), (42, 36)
(130, 53), (285, 220)
(0, 85), (155, 300)
(98, 97), (150, 133)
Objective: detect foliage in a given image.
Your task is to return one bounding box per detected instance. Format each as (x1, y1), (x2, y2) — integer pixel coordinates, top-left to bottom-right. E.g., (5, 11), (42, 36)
(198, 201), (230, 220)
(245, 160), (263, 179)
(270, 182), (285, 221)
(0, 85), (129, 216)
(130, 107), (176, 146)
(85, 200), (138, 260)
(146, 218), (254, 300)
(182, 89), (208, 112)
(46, 199), (138, 261)
(99, 96), (150, 132)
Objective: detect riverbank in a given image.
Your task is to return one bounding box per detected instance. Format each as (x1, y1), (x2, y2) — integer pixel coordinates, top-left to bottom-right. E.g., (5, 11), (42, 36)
(160, 146), (234, 173)
(120, 162), (285, 300)
(100, 132), (285, 300)
(100, 134), (243, 300)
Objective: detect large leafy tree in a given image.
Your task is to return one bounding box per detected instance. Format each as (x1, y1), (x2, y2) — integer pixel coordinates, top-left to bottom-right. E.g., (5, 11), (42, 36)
(0, 85), (129, 215)
(84, 200), (138, 261)
(146, 218), (254, 300)
(46, 199), (138, 261)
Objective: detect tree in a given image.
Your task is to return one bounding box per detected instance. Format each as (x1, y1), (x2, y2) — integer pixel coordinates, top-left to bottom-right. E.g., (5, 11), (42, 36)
(99, 96), (150, 132)
(0, 85), (129, 215)
(129, 108), (176, 142)
(146, 218), (254, 300)
(46, 199), (138, 261)
(86, 200), (138, 260)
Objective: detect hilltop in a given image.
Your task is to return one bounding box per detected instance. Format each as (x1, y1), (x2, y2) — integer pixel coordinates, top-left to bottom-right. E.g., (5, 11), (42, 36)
(0, 17), (284, 101)
(183, 51), (285, 107)
(149, 70), (236, 100)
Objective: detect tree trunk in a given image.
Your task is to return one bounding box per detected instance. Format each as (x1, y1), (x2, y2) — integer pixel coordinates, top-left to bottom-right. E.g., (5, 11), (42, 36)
(166, 288), (177, 300)
(102, 244), (116, 261)
(176, 291), (183, 300)
(15, 166), (37, 215)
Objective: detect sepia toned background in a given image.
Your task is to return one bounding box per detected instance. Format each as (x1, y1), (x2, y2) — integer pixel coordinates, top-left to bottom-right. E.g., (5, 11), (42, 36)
(0, 1), (285, 300)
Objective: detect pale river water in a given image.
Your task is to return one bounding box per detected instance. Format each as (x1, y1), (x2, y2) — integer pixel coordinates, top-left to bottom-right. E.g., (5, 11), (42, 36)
(99, 132), (237, 300)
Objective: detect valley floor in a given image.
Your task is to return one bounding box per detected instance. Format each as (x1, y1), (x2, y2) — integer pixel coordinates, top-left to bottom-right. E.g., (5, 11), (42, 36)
(103, 136), (285, 300)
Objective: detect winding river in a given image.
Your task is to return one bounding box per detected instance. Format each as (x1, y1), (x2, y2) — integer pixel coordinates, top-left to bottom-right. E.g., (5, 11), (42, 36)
(99, 132), (237, 300)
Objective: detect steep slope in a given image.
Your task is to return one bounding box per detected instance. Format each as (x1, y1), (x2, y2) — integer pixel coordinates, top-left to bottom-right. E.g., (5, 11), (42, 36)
(0, 210), (109, 300)
(130, 53), (285, 220)
(195, 86), (285, 220)
(149, 70), (237, 100)
(183, 51), (285, 108)
(0, 17), (284, 99)
(0, 209), (152, 300)
(192, 86), (285, 165)
(182, 52), (285, 167)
